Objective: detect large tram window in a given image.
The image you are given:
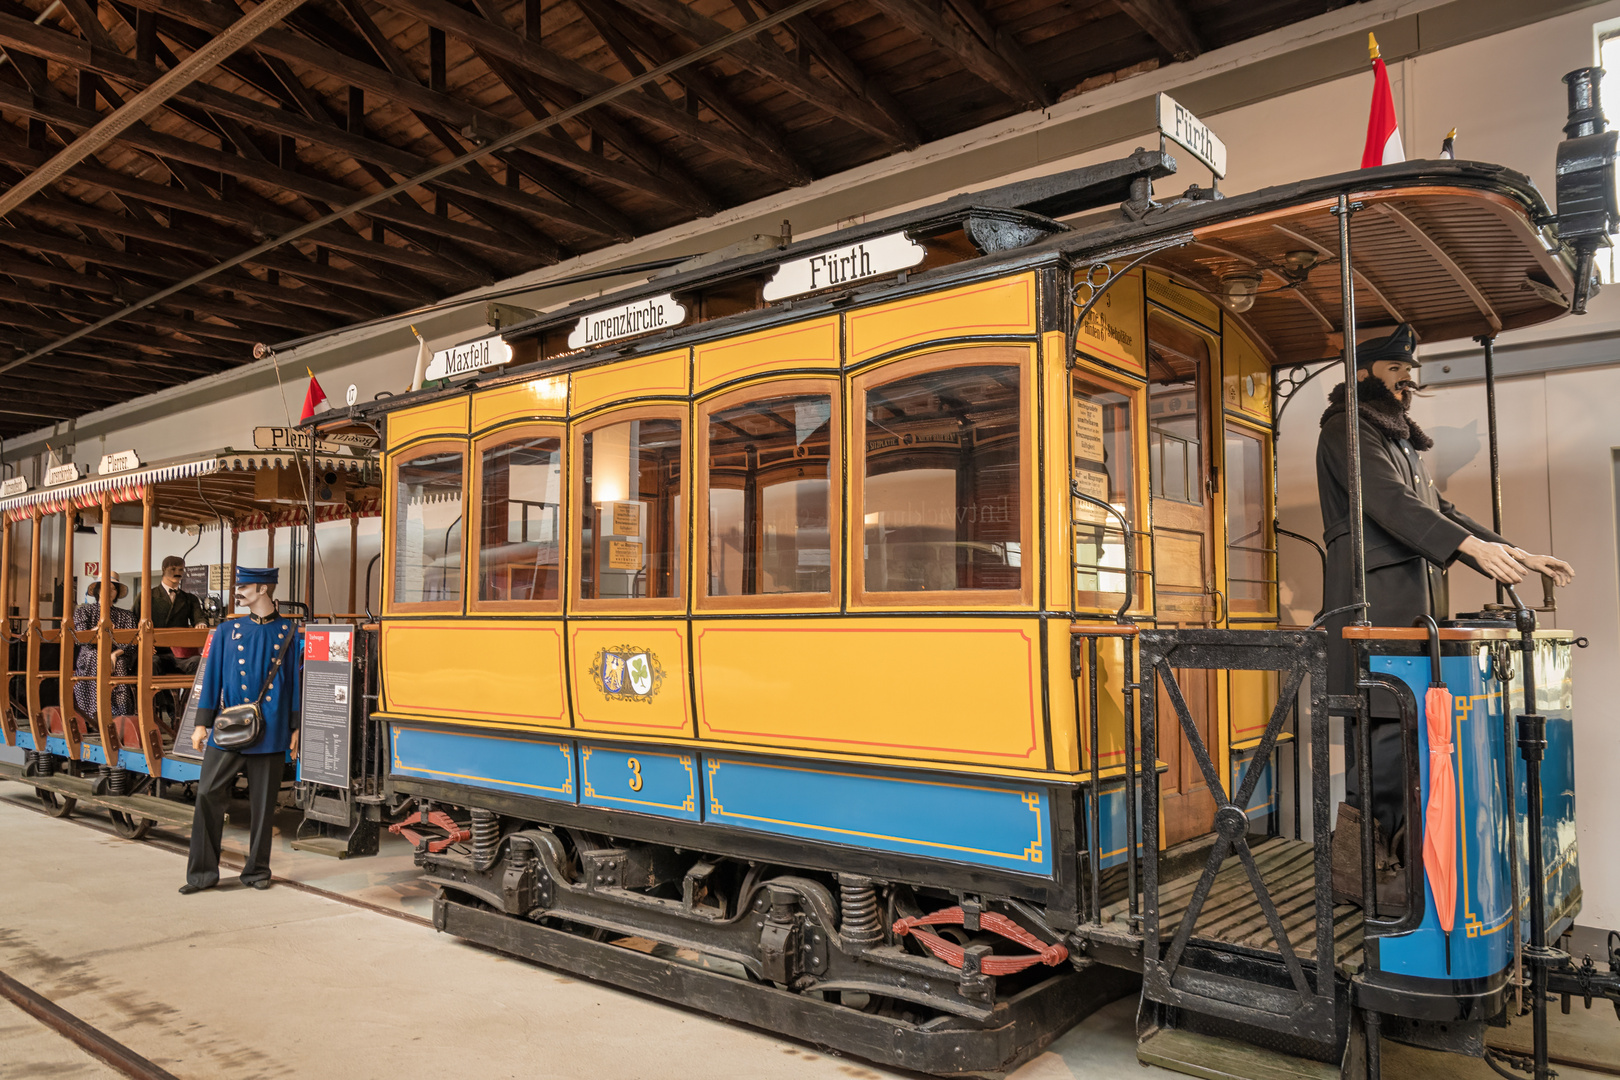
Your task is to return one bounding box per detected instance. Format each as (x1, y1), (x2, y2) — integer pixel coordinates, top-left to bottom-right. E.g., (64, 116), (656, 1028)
(1224, 425), (1275, 613)
(860, 359), (1023, 596)
(1147, 312), (1207, 504)
(705, 390), (834, 598)
(476, 432), (562, 604)
(580, 417), (682, 601)
(392, 448), (464, 607)
(1072, 372), (1140, 608)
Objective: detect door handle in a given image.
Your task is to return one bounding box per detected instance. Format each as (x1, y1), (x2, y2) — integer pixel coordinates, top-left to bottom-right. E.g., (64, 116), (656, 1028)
(1211, 588), (1227, 625)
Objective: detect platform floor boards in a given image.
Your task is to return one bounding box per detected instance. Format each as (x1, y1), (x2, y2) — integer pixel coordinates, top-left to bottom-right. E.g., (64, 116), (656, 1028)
(1099, 837), (1365, 972)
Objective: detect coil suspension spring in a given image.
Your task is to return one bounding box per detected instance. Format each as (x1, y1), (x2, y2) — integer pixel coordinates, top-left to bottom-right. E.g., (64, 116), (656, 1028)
(470, 808), (501, 872)
(29, 749), (55, 777)
(838, 875), (884, 946)
(108, 767), (130, 796)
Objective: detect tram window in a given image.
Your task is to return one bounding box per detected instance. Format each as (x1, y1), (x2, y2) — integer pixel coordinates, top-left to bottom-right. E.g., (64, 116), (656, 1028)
(706, 391), (833, 597)
(1072, 373), (1138, 605)
(1147, 312), (1207, 504)
(393, 448), (464, 607)
(477, 433), (562, 604)
(861, 361), (1022, 594)
(580, 417), (682, 601)
(1225, 426), (1275, 612)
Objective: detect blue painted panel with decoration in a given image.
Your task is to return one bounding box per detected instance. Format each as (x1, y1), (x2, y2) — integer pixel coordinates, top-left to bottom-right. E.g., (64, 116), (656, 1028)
(580, 743), (700, 821)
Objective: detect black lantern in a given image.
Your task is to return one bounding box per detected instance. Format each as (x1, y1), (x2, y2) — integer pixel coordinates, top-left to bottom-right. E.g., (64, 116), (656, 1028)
(1554, 67), (1619, 314)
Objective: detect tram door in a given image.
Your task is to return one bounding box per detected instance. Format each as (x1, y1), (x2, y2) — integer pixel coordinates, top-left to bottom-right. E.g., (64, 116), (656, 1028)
(1146, 308), (1221, 845)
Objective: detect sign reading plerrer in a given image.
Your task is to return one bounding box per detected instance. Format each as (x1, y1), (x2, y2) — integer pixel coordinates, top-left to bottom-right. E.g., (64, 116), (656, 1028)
(763, 232), (925, 301)
(425, 333), (513, 381)
(1156, 93), (1226, 179)
(298, 624), (355, 790)
(568, 293), (687, 350)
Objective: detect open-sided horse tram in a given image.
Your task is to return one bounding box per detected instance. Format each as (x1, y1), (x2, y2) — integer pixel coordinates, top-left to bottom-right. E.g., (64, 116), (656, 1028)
(7, 67), (1620, 1080)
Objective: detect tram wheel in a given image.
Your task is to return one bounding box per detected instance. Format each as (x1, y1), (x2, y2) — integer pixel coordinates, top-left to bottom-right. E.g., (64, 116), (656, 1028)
(108, 811), (153, 841)
(35, 788), (75, 818)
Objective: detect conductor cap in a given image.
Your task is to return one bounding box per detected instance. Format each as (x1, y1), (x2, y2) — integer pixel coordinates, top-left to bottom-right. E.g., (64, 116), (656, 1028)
(1355, 323), (1418, 370)
(235, 566), (279, 585)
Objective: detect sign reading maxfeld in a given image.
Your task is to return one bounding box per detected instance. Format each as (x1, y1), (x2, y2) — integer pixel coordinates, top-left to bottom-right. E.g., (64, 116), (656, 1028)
(426, 333), (513, 381)
(568, 293), (686, 350)
(763, 232), (925, 301)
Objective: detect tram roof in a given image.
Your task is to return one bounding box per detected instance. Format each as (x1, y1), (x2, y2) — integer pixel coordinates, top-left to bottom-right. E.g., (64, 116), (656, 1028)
(0, 447), (379, 530)
(337, 154), (1574, 422)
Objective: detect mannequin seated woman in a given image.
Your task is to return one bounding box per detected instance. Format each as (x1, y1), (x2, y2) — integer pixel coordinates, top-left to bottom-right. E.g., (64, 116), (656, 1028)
(73, 572), (138, 732)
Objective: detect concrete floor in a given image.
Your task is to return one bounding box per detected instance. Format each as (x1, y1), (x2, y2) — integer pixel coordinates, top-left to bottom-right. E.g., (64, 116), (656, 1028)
(0, 772), (1615, 1080)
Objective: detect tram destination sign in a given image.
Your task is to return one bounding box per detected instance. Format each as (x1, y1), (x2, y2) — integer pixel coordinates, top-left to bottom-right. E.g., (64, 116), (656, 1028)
(0, 476), (26, 497)
(254, 427), (378, 453)
(299, 624), (356, 790)
(425, 332), (512, 381)
(44, 462), (81, 486)
(97, 449), (141, 475)
(763, 232), (925, 301)
(1156, 93), (1227, 180)
(568, 293), (687, 350)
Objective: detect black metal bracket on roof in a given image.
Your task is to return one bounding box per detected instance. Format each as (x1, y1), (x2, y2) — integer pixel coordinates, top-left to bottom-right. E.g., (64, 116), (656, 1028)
(959, 148), (1177, 221)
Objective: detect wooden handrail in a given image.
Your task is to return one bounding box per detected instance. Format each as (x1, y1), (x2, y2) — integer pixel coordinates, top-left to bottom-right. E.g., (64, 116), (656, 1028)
(1068, 622), (1139, 636)
(1339, 625), (1515, 641)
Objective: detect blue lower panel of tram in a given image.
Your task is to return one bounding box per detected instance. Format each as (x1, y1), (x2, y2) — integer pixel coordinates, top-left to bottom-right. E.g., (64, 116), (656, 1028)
(388, 725), (1052, 876)
(16, 730), (203, 781)
(1368, 648), (1578, 985)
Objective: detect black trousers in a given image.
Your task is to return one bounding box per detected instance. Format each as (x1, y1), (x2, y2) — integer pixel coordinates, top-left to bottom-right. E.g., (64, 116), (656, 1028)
(1345, 716), (1407, 843)
(185, 746), (282, 887)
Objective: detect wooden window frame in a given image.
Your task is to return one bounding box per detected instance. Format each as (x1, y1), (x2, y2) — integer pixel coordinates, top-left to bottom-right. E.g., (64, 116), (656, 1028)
(850, 345), (1036, 611)
(695, 377), (842, 613)
(569, 404), (689, 616)
(1070, 358), (1152, 617)
(384, 438), (469, 616)
(468, 422), (566, 616)
(1220, 416), (1279, 619)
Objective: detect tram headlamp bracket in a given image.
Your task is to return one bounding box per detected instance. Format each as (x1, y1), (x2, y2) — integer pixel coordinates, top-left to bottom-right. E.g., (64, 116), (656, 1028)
(1553, 68), (1619, 315)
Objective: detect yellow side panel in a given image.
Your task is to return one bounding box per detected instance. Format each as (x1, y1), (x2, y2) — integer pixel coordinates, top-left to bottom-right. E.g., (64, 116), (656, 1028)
(845, 274), (1037, 365)
(1146, 271), (1221, 330)
(1079, 634), (1135, 771)
(1043, 331), (1071, 612)
(693, 618), (1046, 768)
(382, 620), (566, 727)
(1047, 625), (1079, 772)
(1222, 325), (1272, 421)
(693, 316), (839, 392)
(389, 396), (469, 448)
(570, 350), (689, 414)
(1075, 268), (1144, 373)
(570, 622), (692, 736)
(472, 376), (569, 431)
(1228, 667), (1280, 745)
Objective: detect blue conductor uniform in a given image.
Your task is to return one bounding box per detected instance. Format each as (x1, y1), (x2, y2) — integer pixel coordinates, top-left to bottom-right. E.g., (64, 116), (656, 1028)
(183, 567), (302, 892)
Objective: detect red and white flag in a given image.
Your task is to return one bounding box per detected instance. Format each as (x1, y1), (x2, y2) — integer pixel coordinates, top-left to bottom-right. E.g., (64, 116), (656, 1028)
(300, 367), (328, 422)
(1361, 32), (1404, 168)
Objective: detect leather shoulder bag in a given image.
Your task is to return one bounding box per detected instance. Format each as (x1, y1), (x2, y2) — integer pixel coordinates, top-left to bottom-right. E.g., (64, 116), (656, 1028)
(212, 626), (295, 752)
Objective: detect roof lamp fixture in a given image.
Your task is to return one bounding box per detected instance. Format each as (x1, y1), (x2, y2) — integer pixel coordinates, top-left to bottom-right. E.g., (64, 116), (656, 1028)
(1218, 272), (1263, 313)
(1282, 250), (1322, 279)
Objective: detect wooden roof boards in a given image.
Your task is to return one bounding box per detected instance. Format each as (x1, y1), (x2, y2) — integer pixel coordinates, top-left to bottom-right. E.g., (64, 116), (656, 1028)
(0, 0), (1357, 438)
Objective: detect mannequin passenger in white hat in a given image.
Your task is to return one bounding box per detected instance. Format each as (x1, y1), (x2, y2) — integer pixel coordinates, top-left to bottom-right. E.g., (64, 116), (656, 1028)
(72, 571), (138, 724)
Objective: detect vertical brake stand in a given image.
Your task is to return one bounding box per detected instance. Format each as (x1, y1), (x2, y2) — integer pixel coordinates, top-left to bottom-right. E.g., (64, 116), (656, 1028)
(1505, 586), (1559, 1080)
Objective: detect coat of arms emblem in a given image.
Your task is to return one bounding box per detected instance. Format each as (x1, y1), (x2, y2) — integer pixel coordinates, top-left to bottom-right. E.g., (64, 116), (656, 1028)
(588, 646), (665, 703)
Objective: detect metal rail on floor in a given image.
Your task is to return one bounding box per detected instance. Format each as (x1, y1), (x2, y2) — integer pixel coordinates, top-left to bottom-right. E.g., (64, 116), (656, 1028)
(0, 968), (181, 1080)
(0, 762), (190, 829)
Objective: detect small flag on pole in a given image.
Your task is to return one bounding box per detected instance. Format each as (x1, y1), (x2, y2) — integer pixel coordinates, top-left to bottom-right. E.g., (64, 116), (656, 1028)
(409, 325), (431, 392)
(299, 367), (328, 422)
(1439, 127), (1457, 160)
(1361, 33), (1405, 168)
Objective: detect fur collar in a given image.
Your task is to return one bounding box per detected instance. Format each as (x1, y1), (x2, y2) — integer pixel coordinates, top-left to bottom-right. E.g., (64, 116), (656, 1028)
(1320, 376), (1432, 451)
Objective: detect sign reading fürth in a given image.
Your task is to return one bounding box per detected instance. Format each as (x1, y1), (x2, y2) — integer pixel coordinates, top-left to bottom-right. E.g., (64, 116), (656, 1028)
(568, 293), (687, 351)
(763, 232), (925, 302)
(1156, 93), (1227, 179)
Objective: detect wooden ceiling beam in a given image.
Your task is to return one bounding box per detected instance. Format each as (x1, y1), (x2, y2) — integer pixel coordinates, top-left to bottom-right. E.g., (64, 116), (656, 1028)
(0, 305), (239, 360)
(870, 0), (1049, 107)
(1115, 0), (1203, 63)
(0, 10), (607, 240)
(368, 0), (805, 181)
(579, 0), (816, 172)
(611, 0), (912, 147)
(0, 279), (283, 346)
(5, 353), (219, 387)
(748, 0), (919, 148)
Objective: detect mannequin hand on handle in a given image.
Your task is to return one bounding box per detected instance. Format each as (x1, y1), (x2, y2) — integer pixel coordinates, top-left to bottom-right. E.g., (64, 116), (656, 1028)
(1458, 536), (1526, 584)
(191, 726), (208, 751)
(1511, 548), (1575, 587)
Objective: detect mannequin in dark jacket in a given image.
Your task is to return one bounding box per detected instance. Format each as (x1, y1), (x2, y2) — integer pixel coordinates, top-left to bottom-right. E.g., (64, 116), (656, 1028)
(1317, 324), (1572, 900)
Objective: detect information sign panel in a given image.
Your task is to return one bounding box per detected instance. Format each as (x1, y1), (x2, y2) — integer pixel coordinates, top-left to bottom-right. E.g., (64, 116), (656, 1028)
(299, 624), (355, 790)
(172, 630), (216, 762)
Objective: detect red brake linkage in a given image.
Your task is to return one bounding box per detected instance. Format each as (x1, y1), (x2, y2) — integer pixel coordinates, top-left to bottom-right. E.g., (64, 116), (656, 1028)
(389, 807), (471, 853)
(892, 906), (1069, 974)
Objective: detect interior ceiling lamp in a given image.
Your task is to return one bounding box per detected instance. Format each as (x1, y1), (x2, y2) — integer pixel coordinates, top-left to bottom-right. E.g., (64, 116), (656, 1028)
(1218, 272), (1263, 313)
(1283, 250), (1321, 279)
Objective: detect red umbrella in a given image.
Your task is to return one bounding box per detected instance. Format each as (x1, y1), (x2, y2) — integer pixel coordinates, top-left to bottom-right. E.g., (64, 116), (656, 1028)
(1422, 676), (1458, 973)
